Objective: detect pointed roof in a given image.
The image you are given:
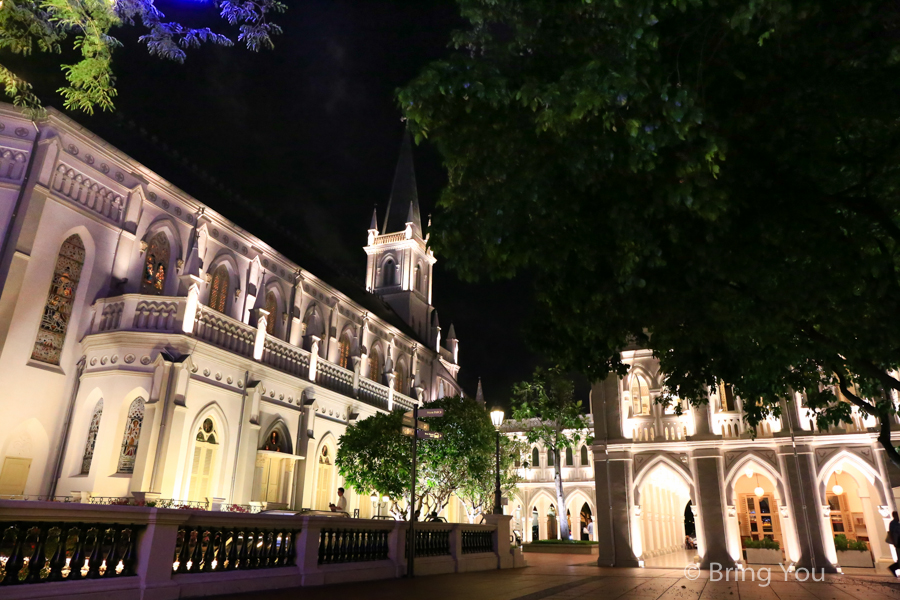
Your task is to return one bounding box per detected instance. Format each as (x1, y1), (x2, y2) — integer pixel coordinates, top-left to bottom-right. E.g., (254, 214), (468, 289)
(447, 322), (457, 340)
(369, 206), (379, 231)
(475, 378), (485, 406)
(382, 130), (422, 237)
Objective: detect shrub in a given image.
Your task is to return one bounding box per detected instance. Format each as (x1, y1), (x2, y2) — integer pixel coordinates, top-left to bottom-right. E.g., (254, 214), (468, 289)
(833, 534), (868, 552)
(744, 537), (780, 550)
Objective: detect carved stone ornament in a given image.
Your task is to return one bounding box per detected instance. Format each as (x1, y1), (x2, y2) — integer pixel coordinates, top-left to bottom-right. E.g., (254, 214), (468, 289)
(176, 258), (184, 271)
(140, 356), (151, 365)
(822, 505), (832, 518)
(205, 272), (213, 284)
(727, 505), (737, 518)
(234, 288), (242, 299)
(124, 354), (135, 364)
(140, 240), (148, 254)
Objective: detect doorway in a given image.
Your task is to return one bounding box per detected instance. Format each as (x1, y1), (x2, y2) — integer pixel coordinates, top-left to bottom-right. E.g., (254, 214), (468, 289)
(0, 457), (31, 497)
(580, 503), (593, 541)
(637, 463), (694, 568)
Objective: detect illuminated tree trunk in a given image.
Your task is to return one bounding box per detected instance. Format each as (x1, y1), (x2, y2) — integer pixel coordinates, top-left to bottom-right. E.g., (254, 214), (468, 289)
(553, 447), (570, 540)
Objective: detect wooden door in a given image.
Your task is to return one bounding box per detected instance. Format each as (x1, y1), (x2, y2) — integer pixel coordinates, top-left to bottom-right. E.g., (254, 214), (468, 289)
(188, 443), (216, 503)
(0, 457), (31, 496)
(265, 457), (282, 503)
(738, 493), (783, 546)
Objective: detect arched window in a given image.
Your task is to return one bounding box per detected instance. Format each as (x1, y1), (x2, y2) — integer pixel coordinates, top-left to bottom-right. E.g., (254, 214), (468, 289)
(141, 232), (169, 295)
(338, 333), (352, 369)
(565, 447), (574, 466)
(314, 444), (335, 510)
(414, 264), (422, 292)
(368, 347), (382, 382)
(547, 448), (555, 467)
(580, 445), (589, 466)
(383, 258), (396, 286)
(394, 363), (407, 395)
(117, 398), (145, 473)
(188, 418), (218, 503)
(80, 399), (103, 474)
(264, 291), (277, 335)
(631, 375), (651, 416)
(208, 264), (229, 313)
(720, 382), (738, 412)
(531, 447), (539, 468)
(32, 235), (85, 365)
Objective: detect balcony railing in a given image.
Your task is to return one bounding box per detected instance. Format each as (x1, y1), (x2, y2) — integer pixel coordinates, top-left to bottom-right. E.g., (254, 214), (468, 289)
(87, 295), (421, 415)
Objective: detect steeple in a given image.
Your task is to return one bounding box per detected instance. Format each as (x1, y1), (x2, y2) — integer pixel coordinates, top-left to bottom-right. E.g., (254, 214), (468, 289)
(382, 131), (422, 237)
(475, 378), (485, 406)
(369, 206), (379, 231)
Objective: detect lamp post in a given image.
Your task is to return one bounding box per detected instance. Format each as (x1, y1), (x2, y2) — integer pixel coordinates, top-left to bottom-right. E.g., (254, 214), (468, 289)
(490, 406), (505, 515)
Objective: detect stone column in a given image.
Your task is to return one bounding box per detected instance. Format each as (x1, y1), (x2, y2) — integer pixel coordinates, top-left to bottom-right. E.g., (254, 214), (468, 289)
(594, 448), (639, 567)
(780, 443), (835, 571)
(693, 448), (734, 569)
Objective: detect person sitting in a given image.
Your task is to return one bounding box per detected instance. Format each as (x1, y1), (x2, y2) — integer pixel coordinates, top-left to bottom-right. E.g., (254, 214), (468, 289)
(328, 487), (348, 513)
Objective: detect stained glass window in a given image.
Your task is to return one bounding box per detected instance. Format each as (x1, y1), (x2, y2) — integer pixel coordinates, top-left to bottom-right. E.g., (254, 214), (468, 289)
(208, 265), (229, 313)
(631, 375), (651, 416)
(141, 232), (169, 295)
(80, 399), (103, 474)
(393, 364), (407, 395)
(32, 235), (85, 365)
(338, 334), (351, 369)
(368, 348), (381, 382)
(117, 398), (145, 473)
(264, 291), (277, 335)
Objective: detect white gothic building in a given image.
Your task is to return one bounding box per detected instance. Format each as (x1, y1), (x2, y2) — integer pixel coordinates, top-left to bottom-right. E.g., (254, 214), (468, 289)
(591, 345), (900, 571)
(0, 102), (463, 516)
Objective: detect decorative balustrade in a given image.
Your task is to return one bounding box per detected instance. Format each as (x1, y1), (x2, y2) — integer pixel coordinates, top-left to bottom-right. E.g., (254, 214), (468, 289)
(315, 361), (354, 396)
(358, 378), (390, 411)
(374, 232), (408, 244)
(88, 497), (209, 510)
(392, 392), (416, 412)
(193, 305), (255, 358)
(0, 147), (28, 182)
(461, 528), (494, 554)
(172, 525), (298, 573)
(0, 521), (140, 586)
(407, 528), (451, 558)
(262, 335), (310, 380)
(132, 299), (180, 331)
(0, 502), (515, 596)
(91, 295), (186, 334)
(52, 164), (124, 223)
(317, 528), (390, 565)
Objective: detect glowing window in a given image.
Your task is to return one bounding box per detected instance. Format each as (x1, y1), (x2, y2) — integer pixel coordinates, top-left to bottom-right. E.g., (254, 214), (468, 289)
(208, 265), (229, 312)
(631, 375), (651, 416)
(32, 235), (85, 365)
(80, 399), (103, 474)
(141, 232), (169, 295)
(117, 398), (145, 473)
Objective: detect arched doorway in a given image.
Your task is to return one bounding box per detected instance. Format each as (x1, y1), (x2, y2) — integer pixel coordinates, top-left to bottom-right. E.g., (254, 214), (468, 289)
(635, 462), (694, 568)
(733, 469), (785, 563)
(314, 442), (336, 510)
(819, 457), (892, 570)
(254, 423), (295, 507)
(187, 418), (219, 504)
(580, 503), (593, 541)
(531, 506), (539, 541)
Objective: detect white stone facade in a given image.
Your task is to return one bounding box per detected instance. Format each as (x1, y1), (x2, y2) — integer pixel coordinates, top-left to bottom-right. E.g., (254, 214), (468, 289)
(0, 103), (463, 517)
(592, 347), (900, 571)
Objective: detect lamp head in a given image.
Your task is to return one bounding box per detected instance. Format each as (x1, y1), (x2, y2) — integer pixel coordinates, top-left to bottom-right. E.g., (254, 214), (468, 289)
(490, 406), (505, 429)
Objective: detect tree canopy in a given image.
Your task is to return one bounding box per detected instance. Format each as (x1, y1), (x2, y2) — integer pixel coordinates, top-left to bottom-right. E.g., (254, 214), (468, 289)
(399, 0), (900, 463)
(1, 0), (285, 114)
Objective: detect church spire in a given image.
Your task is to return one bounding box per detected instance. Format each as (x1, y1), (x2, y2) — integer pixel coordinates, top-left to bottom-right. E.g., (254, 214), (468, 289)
(369, 205), (379, 231)
(476, 377), (485, 406)
(382, 130), (422, 237)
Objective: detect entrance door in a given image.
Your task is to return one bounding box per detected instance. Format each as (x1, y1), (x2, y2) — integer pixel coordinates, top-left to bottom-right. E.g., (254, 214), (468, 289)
(738, 493), (783, 553)
(259, 457), (283, 503)
(0, 457), (31, 496)
(314, 446), (334, 510)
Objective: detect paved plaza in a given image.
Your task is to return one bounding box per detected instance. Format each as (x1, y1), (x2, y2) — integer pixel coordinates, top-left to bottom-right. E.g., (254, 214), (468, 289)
(208, 554), (900, 600)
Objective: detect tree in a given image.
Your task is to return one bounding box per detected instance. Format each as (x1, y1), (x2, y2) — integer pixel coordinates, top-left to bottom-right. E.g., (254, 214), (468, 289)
(399, 0), (900, 464)
(336, 395), (500, 520)
(1, 0), (285, 114)
(455, 434), (526, 524)
(335, 411), (410, 518)
(510, 367), (590, 540)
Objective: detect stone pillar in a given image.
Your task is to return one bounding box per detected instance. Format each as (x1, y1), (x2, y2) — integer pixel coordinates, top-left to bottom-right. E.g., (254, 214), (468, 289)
(253, 308), (269, 361)
(691, 402), (714, 439)
(594, 448), (639, 567)
(692, 448), (734, 569)
(780, 443), (835, 571)
(308, 336), (320, 382)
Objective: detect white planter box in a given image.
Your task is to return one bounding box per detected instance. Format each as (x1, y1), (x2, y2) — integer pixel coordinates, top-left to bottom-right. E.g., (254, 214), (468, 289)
(837, 550), (874, 568)
(745, 548), (782, 565)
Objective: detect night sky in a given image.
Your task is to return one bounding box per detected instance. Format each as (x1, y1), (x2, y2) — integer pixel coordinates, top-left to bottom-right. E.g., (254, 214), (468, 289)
(11, 0), (590, 407)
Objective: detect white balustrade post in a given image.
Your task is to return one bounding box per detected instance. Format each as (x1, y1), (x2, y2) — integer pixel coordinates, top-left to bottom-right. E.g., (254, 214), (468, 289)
(137, 508), (191, 598)
(484, 514), (514, 569)
(390, 521), (409, 577)
(386, 372), (396, 411)
(182, 280), (202, 334)
(253, 308), (270, 361)
(308, 336), (321, 382)
(296, 515), (325, 586)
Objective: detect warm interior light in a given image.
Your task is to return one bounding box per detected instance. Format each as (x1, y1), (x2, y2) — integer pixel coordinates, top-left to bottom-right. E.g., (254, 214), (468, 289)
(370, 492), (377, 502)
(754, 486), (764, 497)
(832, 484), (844, 496)
(490, 406), (505, 429)
(382, 495), (389, 503)
(745, 468), (753, 479)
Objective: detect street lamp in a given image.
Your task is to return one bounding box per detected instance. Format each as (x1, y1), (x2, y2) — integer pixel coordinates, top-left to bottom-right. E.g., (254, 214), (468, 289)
(490, 406), (505, 515)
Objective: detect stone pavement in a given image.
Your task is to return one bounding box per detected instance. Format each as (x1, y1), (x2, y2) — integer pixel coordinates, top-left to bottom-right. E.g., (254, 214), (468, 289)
(206, 553), (900, 600)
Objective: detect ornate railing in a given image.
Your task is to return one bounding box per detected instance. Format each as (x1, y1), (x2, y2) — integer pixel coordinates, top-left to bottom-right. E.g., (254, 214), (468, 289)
(374, 232), (407, 244)
(88, 497), (209, 510)
(318, 528), (390, 564)
(406, 528), (451, 558)
(0, 146), (28, 182)
(52, 163), (124, 224)
(262, 335), (310, 380)
(132, 299), (180, 331)
(358, 378), (390, 411)
(316, 361), (353, 396)
(0, 521), (140, 585)
(97, 301), (124, 332)
(172, 525), (298, 573)
(392, 392), (416, 412)
(193, 305), (255, 358)
(0, 495), (76, 502)
(461, 529), (493, 554)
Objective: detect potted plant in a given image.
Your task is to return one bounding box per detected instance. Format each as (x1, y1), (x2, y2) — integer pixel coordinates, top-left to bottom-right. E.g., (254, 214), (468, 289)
(833, 534), (873, 568)
(744, 537), (782, 565)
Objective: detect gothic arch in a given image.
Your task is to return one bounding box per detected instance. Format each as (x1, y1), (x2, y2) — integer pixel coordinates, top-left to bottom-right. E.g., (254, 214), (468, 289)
(262, 279), (285, 336)
(303, 303), (325, 338)
(259, 418), (293, 454)
(137, 217), (184, 296)
(312, 432), (339, 510)
(632, 454), (695, 505)
(337, 325), (356, 370)
(368, 341), (385, 382)
(205, 251), (240, 317)
(180, 402), (230, 501)
(723, 451), (787, 505)
(815, 448), (888, 505)
(380, 254), (398, 287)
